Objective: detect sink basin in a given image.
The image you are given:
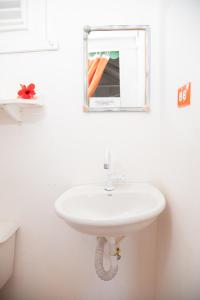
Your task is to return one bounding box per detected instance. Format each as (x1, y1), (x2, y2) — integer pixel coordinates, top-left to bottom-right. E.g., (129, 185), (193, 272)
(55, 183), (165, 236)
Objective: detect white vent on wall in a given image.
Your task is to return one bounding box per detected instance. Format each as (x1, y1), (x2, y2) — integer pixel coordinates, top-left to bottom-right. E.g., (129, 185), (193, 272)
(0, 0), (27, 32)
(0, 0), (58, 53)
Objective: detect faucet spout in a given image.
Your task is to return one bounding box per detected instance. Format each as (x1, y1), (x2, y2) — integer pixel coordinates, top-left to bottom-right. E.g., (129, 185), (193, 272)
(104, 149), (111, 170)
(104, 149), (114, 191)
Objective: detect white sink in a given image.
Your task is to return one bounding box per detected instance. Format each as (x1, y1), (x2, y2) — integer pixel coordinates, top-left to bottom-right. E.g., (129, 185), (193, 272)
(55, 183), (165, 237)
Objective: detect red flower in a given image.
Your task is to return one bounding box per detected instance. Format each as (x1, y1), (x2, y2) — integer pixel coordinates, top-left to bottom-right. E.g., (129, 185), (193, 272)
(18, 83), (36, 99)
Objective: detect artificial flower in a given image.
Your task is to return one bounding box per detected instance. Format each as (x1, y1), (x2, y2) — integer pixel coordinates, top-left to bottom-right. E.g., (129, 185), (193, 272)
(18, 83), (36, 99)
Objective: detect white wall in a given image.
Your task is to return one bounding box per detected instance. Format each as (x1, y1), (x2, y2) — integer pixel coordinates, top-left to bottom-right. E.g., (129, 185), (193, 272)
(157, 0), (200, 299)
(0, 0), (162, 300)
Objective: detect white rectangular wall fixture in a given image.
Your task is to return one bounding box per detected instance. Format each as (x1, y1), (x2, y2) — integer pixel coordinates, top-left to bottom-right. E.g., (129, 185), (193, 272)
(0, 0), (58, 53)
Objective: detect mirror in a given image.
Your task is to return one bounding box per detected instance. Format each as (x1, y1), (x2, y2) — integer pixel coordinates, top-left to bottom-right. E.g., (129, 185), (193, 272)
(83, 25), (150, 112)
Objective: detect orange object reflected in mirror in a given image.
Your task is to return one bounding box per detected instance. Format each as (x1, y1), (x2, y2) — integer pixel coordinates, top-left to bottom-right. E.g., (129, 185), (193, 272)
(88, 55), (109, 98)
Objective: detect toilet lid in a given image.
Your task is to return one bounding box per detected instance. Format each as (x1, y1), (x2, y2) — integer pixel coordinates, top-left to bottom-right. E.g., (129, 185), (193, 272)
(0, 222), (19, 243)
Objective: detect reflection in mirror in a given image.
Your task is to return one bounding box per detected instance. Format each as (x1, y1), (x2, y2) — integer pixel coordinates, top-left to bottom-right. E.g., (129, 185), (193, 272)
(83, 26), (150, 112)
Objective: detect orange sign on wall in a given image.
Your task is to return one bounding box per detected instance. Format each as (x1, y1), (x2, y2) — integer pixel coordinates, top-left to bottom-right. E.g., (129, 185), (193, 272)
(178, 82), (191, 107)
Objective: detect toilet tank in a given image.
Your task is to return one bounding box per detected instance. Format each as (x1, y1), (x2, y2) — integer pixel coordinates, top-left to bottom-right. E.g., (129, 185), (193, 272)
(0, 222), (19, 289)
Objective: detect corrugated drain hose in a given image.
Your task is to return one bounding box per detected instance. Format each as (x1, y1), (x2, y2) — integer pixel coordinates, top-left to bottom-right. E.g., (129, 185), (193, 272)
(95, 237), (120, 281)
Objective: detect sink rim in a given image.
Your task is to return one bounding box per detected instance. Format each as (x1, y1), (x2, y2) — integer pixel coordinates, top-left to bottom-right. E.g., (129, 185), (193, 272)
(55, 183), (166, 227)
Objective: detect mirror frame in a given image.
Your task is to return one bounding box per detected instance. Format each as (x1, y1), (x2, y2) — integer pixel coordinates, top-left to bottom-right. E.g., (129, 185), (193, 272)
(83, 25), (150, 112)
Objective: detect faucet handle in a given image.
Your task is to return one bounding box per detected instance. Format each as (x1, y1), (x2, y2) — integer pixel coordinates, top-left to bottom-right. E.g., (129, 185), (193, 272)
(112, 174), (126, 184)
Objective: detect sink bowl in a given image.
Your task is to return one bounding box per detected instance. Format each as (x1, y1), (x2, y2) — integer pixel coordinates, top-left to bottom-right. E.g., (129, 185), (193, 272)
(55, 183), (165, 237)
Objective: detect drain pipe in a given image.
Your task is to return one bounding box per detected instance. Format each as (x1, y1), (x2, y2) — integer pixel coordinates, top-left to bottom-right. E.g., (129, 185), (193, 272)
(95, 237), (123, 281)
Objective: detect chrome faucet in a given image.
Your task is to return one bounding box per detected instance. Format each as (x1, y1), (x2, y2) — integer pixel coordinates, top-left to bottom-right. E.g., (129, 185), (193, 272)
(104, 149), (126, 191)
(104, 149), (114, 191)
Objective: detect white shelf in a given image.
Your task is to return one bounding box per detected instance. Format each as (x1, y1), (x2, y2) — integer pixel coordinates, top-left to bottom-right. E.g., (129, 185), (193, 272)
(0, 98), (44, 122)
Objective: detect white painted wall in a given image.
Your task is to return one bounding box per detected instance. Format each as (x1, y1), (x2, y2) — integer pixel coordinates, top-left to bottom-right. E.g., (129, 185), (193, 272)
(0, 0), (162, 299)
(157, 0), (200, 299)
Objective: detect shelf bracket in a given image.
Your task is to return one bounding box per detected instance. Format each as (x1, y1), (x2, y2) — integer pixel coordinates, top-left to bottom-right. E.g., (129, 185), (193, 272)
(2, 104), (22, 123)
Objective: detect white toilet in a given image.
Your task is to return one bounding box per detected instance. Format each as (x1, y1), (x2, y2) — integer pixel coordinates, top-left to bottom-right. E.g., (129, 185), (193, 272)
(0, 222), (19, 289)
